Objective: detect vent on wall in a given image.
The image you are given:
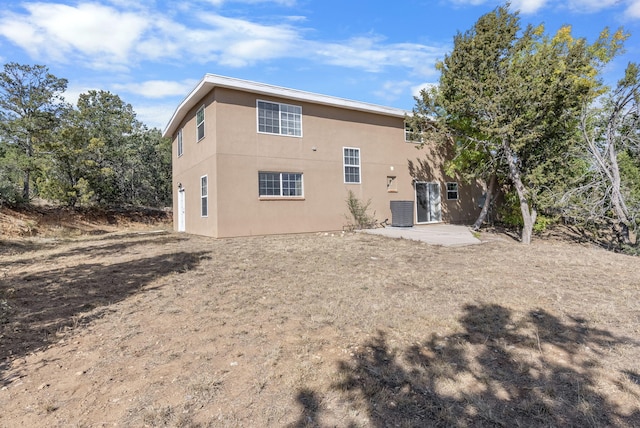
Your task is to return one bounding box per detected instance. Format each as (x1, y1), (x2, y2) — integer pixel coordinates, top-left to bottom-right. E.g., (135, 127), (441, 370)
(390, 201), (414, 227)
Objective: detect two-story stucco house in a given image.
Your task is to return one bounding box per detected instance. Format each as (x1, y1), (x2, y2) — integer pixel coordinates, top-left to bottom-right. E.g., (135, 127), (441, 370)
(163, 74), (482, 238)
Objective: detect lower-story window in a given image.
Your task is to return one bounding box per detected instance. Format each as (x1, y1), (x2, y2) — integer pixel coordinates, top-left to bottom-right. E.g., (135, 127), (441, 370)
(259, 172), (303, 197)
(446, 182), (459, 200)
(201, 175), (208, 216)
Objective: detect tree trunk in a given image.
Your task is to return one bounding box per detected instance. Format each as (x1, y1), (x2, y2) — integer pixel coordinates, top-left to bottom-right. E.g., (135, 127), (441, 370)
(22, 170), (30, 200)
(22, 136), (33, 201)
(606, 140), (632, 245)
(472, 173), (497, 230)
(503, 141), (537, 244)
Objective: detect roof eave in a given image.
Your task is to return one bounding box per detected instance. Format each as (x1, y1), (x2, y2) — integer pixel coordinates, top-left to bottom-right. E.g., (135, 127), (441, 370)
(162, 74), (409, 139)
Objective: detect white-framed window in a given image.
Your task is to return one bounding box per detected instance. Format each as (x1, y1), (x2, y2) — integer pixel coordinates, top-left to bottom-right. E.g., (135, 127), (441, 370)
(257, 100), (302, 137)
(196, 106), (205, 141)
(405, 122), (424, 143)
(343, 147), (361, 184)
(446, 182), (459, 200)
(201, 175), (208, 217)
(259, 172), (303, 197)
(177, 128), (183, 157)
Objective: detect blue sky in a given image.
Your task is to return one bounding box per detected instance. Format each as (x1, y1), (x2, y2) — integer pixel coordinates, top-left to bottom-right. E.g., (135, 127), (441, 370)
(1, 0), (639, 130)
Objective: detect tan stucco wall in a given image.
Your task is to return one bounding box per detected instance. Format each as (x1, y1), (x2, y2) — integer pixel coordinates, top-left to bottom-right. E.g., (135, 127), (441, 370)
(172, 87), (482, 237)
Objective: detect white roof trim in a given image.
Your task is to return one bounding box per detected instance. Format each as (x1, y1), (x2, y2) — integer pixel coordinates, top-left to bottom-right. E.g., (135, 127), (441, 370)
(162, 74), (409, 138)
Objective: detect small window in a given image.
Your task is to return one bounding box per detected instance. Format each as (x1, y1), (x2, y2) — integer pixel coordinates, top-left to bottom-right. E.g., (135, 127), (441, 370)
(177, 128), (183, 157)
(201, 175), (208, 216)
(446, 182), (458, 200)
(259, 172), (303, 197)
(343, 147), (361, 184)
(196, 106), (205, 141)
(257, 100), (302, 136)
(387, 176), (397, 192)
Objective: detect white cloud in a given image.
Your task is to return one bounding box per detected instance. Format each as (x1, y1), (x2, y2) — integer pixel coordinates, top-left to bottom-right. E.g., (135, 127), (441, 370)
(112, 79), (200, 99)
(0, 3), (148, 68)
(450, 0), (640, 16)
(373, 80), (412, 102)
(625, 0), (640, 17)
(511, 0), (547, 14)
(134, 102), (179, 130)
(567, 0), (618, 13)
(202, 0), (297, 5)
(311, 38), (446, 77)
(411, 82), (437, 98)
(194, 13), (300, 67)
(451, 0), (548, 14)
(448, 0), (490, 5)
(0, 2), (445, 79)
(62, 84), (101, 106)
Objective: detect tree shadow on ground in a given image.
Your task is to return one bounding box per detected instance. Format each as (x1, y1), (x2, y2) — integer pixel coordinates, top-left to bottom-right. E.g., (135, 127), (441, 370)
(0, 233), (186, 268)
(298, 304), (640, 427)
(39, 234), (187, 262)
(0, 249), (210, 384)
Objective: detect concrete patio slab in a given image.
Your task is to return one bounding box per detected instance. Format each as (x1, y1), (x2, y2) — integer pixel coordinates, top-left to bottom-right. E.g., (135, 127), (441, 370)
(360, 224), (481, 246)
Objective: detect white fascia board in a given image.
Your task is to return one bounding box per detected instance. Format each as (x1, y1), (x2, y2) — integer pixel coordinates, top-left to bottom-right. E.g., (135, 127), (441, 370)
(162, 74), (409, 138)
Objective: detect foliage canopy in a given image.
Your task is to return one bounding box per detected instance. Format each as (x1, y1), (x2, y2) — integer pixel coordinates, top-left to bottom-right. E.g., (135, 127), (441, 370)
(408, 4), (627, 243)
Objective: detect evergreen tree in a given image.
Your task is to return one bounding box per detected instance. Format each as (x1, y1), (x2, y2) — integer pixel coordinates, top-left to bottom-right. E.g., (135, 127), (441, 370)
(408, 5), (626, 243)
(0, 63), (68, 201)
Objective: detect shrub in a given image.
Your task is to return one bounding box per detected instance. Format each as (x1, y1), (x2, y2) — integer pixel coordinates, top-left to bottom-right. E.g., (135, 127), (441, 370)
(345, 190), (376, 230)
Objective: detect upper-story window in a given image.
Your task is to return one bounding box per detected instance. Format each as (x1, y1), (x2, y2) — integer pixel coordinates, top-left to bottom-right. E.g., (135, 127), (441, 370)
(177, 128), (183, 157)
(343, 147), (361, 184)
(405, 122), (425, 143)
(257, 100), (302, 137)
(196, 106), (205, 141)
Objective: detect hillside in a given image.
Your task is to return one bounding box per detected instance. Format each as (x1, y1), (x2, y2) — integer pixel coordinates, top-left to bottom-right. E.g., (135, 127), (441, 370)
(0, 205), (172, 239)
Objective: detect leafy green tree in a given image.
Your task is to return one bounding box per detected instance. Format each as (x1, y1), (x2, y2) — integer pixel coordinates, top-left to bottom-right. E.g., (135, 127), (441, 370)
(118, 126), (172, 207)
(42, 90), (171, 207)
(408, 5), (626, 243)
(0, 63), (68, 200)
(73, 90), (140, 205)
(38, 109), (95, 206)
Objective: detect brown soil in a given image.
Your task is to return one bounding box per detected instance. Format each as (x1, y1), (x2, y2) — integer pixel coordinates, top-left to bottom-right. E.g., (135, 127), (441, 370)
(0, 209), (639, 427)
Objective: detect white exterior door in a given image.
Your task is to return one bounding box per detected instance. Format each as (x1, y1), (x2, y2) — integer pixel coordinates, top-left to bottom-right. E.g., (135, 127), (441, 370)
(415, 182), (442, 223)
(177, 188), (186, 232)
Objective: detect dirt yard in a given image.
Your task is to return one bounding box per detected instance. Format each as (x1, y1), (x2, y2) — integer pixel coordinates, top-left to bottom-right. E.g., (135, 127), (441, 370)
(0, 209), (639, 427)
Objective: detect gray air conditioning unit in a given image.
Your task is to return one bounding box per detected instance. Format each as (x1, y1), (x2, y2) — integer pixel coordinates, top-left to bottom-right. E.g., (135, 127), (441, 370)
(390, 200), (414, 227)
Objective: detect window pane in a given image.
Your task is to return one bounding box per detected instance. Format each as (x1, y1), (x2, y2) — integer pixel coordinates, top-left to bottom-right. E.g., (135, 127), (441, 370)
(282, 173), (302, 196)
(259, 172), (280, 196)
(280, 104), (302, 136)
(258, 101), (280, 134)
(201, 197), (208, 217)
(201, 176), (207, 196)
(196, 107), (205, 141)
(344, 148), (359, 166)
(345, 166), (360, 183)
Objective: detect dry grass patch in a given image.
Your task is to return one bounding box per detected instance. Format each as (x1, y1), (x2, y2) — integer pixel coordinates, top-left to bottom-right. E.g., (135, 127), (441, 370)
(0, 229), (638, 427)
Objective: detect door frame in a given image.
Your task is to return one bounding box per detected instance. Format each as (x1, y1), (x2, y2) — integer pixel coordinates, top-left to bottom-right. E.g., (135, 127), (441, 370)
(414, 181), (442, 224)
(177, 187), (186, 232)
